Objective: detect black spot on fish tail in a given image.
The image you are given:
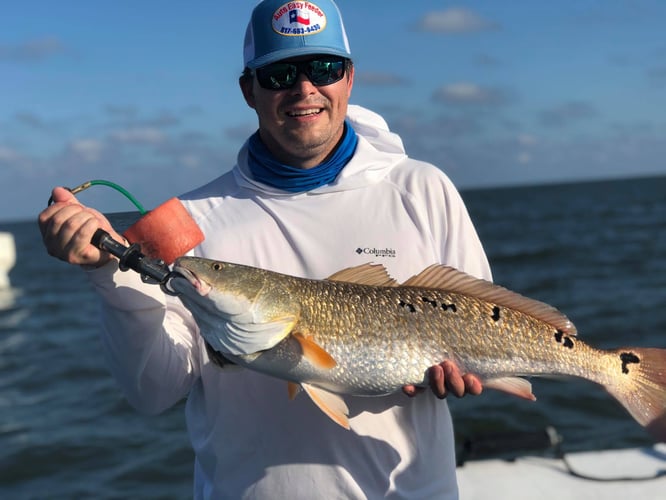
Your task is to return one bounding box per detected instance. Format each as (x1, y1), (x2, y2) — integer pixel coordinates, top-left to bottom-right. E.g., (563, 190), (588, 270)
(442, 303), (457, 313)
(563, 337), (574, 349)
(620, 352), (641, 375)
(491, 306), (501, 322)
(554, 330), (564, 343)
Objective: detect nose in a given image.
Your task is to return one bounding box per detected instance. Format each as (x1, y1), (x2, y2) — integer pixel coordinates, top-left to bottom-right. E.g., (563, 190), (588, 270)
(289, 71), (317, 96)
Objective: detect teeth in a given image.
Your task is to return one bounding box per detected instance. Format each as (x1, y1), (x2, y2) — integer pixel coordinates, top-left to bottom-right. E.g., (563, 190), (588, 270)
(288, 109), (321, 117)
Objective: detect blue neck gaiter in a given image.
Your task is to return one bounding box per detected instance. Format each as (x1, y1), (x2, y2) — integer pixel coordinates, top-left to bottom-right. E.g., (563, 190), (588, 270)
(247, 121), (358, 193)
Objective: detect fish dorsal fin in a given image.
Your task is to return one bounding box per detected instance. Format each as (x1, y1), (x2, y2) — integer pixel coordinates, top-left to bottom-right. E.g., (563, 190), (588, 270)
(293, 333), (337, 369)
(403, 265), (577, 336)
(301, 383), (350, 429)
(327, 263), (398, 287)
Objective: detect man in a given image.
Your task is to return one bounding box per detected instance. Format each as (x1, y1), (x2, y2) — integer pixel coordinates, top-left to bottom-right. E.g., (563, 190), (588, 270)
(39, 0), (490, 498)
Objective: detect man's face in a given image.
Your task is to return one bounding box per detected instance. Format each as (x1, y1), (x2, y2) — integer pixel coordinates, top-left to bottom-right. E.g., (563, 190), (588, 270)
(240, 56), (354, 169)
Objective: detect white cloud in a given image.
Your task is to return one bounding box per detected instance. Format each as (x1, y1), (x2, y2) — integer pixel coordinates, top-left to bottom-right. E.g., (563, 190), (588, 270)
(355, 72), (409, 87)
(517, 152), (532, 164)
(110, 127), (165, 144)
(0, 37), (66, 62)
(0, 146), (22, 162)
(416, 8), (498, 34)
(433, 82), (508, 106)
(180, 154), (200, 168)
(68, 139), (104, 163)
(517, 134), (538, 146)
(538, 101), (598, 127)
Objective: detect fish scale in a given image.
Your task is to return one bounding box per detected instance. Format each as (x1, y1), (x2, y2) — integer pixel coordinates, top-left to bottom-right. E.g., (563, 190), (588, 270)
(269, 280), (605, 393)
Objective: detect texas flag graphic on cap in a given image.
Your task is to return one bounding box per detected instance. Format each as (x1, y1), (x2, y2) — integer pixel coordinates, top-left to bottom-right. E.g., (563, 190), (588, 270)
(289, 9), (310, 26)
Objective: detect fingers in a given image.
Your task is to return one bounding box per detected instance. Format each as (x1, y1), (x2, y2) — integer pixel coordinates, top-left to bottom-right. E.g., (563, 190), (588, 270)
(402, 385), (426, 398)
(38, 187), (116, 267)
(50, 186), (79, 205)
(462, 373), (483, 396)
(402, 361), (483, 399)
(428, 361), (483, 399)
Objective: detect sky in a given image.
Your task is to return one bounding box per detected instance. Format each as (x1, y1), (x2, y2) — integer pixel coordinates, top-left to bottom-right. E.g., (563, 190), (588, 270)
(2, 0), (666, 222)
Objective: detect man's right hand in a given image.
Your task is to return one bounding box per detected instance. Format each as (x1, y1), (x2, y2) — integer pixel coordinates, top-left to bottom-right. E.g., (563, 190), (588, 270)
(38, 186), (124, 268)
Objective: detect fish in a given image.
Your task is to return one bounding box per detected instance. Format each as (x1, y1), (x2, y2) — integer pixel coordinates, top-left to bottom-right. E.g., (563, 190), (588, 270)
(169, 257), (666, 439)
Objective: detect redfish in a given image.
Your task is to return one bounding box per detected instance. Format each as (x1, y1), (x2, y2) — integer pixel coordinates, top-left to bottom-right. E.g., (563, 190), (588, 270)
(170, 258), (666, 438)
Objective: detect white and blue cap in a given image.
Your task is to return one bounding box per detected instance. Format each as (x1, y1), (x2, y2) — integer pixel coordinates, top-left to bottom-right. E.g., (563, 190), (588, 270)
(243, 0), (352, 69)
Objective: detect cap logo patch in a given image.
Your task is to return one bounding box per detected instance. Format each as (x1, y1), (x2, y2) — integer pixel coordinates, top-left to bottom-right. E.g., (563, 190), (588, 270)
(272, 2), (327, 36)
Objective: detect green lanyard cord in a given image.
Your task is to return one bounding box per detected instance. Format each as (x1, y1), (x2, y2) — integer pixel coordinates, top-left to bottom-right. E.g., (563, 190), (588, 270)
(48, 179), (147, 215)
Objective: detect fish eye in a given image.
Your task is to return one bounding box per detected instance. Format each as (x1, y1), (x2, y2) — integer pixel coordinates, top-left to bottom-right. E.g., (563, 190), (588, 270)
(212, 263), (222, 271)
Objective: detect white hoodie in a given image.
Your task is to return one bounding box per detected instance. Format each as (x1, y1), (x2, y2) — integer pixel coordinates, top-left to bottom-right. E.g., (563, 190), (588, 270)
(89, 105), (491, 499)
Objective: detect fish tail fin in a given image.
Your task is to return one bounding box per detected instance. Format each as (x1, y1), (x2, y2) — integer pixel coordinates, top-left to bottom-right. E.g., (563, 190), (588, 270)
(604, 347), (666, 442)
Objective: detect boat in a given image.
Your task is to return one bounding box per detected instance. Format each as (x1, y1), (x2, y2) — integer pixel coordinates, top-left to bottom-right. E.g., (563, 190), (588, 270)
(0, 231), (16, 288)
(456, 428), (666, 499)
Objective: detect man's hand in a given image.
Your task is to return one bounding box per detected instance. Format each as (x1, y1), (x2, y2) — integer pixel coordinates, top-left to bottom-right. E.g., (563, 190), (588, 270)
(402, 360), (483, 399)
(38, 187), (123, 268)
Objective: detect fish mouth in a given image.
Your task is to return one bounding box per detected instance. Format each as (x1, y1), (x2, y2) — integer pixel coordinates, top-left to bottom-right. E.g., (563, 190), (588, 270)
(170, 266), (212, 296)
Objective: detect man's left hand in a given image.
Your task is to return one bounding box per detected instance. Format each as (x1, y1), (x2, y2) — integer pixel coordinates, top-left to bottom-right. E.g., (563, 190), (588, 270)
(402, 361), (482, 399)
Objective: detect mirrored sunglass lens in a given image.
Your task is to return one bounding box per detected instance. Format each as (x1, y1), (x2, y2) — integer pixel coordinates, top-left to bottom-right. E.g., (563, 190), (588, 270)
(258, 64), (297, 89)
(308, 60), (344, 85)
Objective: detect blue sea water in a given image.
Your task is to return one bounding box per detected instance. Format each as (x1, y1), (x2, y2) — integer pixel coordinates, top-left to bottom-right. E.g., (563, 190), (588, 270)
(1, 175), (665, 498)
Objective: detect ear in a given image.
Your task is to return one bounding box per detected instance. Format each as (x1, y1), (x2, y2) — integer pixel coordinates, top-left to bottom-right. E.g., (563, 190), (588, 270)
(345, 64), (355, 98)
(239, 75), (256, 109)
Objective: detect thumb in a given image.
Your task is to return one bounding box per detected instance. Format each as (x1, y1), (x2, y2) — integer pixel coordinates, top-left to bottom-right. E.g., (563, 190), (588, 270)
(50, 186), (81, 205)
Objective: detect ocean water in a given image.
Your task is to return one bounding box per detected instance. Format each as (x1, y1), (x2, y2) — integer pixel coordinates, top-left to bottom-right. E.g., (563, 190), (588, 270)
(1, 175), (665, 498)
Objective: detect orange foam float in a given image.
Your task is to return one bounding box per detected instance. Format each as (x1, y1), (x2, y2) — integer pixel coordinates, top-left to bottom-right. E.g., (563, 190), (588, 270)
(123, 197), (204, 265)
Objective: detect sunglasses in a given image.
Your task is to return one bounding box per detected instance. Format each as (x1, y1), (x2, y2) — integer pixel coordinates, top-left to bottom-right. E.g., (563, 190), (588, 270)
(254, 56), (347, 90)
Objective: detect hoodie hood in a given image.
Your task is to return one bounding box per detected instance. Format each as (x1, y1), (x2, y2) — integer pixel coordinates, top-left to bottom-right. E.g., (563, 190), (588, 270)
(234, 105), (408, 196)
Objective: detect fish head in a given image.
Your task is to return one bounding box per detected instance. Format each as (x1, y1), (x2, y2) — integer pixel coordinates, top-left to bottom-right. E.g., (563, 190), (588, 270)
(169, 257), (301, 356)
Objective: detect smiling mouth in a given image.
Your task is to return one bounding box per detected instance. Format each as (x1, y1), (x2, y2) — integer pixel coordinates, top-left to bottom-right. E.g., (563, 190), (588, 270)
(286, 108), (323, 117)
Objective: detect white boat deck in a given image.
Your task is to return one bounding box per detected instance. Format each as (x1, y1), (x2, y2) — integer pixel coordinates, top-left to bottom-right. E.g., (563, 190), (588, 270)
(457, 444), (666, 499)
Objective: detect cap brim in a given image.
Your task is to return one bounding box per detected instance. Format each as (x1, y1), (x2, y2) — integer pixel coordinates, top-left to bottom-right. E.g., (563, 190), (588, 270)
(247, 47), (351, 69)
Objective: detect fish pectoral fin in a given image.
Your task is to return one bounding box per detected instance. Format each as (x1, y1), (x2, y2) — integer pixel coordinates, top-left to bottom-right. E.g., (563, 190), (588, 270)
(484, 377), (536, 401)
(287, 382), (301, 400)
(326, 263), (398, 287)
(293, 333), (337, 369)
(301, 383), (350, 430)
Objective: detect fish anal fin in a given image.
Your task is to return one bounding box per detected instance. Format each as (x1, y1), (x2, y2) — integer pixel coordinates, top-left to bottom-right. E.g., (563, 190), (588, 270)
(484, 376), (536, 401)
(293, 333), (337, 369)
(287, 382), (301, 400)
(301, 383), (350, 430)
(402, 265), (576, 336)
(327, 263), (398, 287)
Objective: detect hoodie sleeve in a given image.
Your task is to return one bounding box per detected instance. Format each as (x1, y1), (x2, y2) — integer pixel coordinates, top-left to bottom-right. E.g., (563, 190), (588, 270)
(86, 261), (201, 415)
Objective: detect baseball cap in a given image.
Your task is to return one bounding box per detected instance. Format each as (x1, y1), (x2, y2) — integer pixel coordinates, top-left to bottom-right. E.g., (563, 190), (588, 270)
(243, 0), (352, 69)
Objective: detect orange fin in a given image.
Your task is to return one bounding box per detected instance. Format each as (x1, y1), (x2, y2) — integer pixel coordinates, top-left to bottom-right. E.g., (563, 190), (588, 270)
(327, 263), (398, 287)
(287, 382), (301, 400)
(402, 265), (576, 336)
(293, 333), (337, 369)
(484, 376), (536, 401)
(605, 347), (666, 442)
(301, 383), (350, 429)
